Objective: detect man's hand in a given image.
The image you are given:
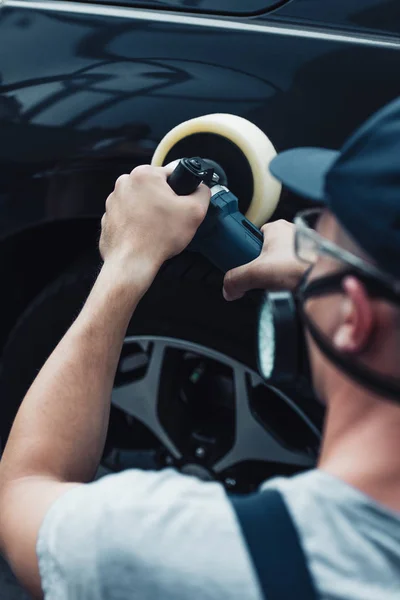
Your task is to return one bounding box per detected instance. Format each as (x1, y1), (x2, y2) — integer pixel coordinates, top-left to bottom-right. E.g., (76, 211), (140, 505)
(100, 165), (211, 276)
(223, 219), (307, 301)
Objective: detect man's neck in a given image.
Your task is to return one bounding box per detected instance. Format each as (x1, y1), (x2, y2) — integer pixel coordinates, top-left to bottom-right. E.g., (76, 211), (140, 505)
(318, 385), (400, 513)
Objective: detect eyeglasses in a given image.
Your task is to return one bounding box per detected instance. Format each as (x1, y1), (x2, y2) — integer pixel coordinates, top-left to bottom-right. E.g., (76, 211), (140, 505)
(294, 208), (400, 297)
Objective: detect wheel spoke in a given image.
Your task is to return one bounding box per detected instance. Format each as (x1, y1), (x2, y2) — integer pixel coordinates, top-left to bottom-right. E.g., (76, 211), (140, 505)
(213, 367), (314, 473)
(112, 340), (181, 459)
(111, 335), (317, 476)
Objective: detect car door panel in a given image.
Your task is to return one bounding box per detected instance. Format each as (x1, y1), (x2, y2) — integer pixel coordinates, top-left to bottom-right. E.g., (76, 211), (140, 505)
(265, 0), (400, 37)
(75, 0), (290, 17)
(0, 1), (400, 235)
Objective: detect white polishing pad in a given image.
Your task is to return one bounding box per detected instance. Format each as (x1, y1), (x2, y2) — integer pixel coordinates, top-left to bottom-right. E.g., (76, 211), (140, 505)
(151, 113), (282, 226)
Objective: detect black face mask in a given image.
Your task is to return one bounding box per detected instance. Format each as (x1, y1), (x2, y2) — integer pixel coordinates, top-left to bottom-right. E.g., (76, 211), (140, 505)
(257, 269), (400, 401)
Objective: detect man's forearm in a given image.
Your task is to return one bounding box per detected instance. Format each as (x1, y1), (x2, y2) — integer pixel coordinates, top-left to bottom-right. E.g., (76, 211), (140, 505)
(0, 258), (157, 484)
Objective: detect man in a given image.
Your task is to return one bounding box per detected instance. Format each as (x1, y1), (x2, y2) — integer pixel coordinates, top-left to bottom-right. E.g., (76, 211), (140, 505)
(1, 96), (400, 599)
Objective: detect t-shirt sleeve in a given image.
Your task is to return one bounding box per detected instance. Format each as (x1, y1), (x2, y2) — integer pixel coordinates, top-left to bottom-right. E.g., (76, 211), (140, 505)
(36, 468), (261, 600)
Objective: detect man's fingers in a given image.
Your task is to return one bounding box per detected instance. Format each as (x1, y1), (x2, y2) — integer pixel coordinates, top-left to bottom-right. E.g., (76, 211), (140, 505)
(162, 160), (181, 177)
(189, 183), (211, 211)
(223, 260), (261, 301)
(162, 162), (211, 209)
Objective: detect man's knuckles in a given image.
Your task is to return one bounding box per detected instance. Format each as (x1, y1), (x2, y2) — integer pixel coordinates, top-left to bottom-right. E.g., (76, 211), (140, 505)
(114, 173), (129, 191)
(105, 192), (115, 213)
(186, 201), (208, 228)
(261, 219), (293, 238)
(129, 164), (163, 185)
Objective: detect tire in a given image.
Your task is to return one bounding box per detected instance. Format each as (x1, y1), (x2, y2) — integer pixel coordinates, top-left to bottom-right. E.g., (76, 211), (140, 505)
(0, 251), (321, 491)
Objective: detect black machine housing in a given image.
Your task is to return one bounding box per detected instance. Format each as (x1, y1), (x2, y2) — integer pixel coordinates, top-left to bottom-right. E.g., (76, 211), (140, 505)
(168, 157), (263, 273)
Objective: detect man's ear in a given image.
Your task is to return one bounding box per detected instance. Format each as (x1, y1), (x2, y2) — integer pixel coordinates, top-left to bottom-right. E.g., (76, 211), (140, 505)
(332, 276), (374, 353)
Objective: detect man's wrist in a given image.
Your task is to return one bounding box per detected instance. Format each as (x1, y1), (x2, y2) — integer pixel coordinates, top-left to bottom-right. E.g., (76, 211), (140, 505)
(100, 254), (160, 299)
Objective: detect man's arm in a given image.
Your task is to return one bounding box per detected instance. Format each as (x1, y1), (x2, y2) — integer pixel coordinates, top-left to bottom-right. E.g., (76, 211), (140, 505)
(0, 165), (210, 598)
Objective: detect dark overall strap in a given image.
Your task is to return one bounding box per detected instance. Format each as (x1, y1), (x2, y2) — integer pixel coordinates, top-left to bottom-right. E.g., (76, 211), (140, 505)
(230, 489), (318, 600)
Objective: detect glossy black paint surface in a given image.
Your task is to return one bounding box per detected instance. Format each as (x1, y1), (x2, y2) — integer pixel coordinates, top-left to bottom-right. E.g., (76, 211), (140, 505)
(85, 0), (288, 16)
(267, 0), (400, 37)
(0, 0), (400, 337)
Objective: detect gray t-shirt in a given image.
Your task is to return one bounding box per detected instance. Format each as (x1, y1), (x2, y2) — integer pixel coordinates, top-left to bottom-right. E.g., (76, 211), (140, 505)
(37, 468), (400, 599)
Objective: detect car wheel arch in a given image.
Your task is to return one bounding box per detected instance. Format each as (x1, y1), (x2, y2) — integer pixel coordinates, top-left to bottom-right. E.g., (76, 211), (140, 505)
(0, 217), (100, 351)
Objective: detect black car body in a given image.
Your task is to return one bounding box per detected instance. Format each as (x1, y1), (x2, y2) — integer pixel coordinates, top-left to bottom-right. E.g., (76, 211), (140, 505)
(0, 0), (400, 490)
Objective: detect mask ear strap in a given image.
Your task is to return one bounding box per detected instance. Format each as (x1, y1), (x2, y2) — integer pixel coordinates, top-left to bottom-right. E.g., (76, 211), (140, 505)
(301, 269), (400, 305)
(299, 302), (400, 402)
(301, 271), (349, 301)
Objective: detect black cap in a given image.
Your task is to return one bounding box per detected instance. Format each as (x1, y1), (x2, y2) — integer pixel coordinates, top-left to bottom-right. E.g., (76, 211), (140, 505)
(269, 97), (400, 280)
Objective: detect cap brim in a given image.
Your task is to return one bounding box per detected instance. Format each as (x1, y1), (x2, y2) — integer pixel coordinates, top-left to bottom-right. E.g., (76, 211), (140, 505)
(269, 147), (340, 202)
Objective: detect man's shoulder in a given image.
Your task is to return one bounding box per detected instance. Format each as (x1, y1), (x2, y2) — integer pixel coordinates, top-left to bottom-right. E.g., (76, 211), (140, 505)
(265, 469), (400, 600)
(37, 467), (400, 600)
(35, 467), (329, 599)
(37, 468), (262, 600)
